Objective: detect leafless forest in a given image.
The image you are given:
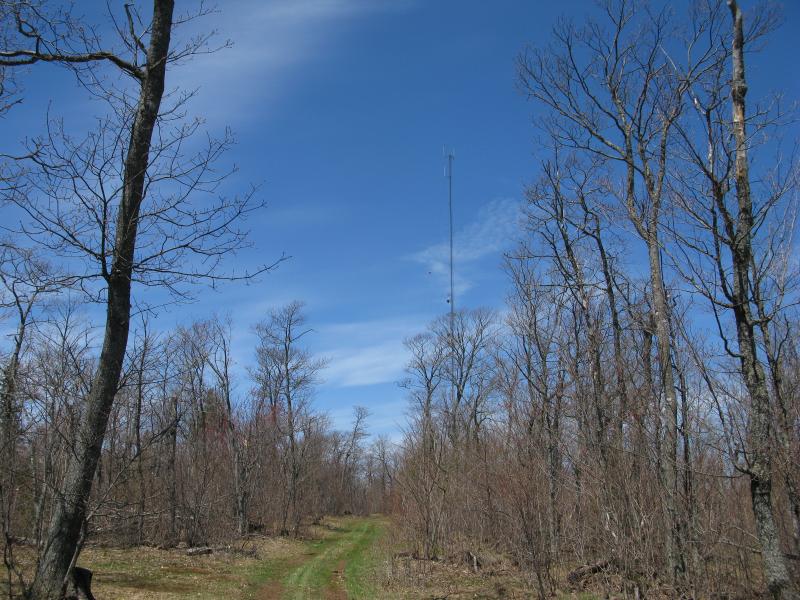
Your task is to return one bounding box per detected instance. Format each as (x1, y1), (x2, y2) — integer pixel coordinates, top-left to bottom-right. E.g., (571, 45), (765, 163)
(0, 0), (798, 599)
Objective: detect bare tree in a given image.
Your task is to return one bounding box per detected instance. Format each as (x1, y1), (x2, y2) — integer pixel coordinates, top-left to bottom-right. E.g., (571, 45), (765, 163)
(0, 245), (65, 596)
(665, 1), (798, 596)
(204, 317), (248, 537)
(434, 309), (497, 446)
(515, 0), (728, 580)
(253, 302), (326, 537)
(0, 2), (278, 596)
(399, 331), (447, 559)
(502, 257), (565, 578)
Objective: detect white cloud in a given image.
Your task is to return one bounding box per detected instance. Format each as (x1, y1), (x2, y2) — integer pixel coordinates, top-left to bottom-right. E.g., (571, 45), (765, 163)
(324, 341), (408, 387)
(319, 315), (422, 343)
(171, 0), (414, 124)
(409, 197), (522, 295)
(318, 315), (426, 387)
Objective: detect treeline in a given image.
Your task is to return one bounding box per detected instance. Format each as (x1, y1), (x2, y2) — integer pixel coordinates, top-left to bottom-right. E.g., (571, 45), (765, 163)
(2, 298), (391, 554)
(0, 0), (398, 596)
(393, 2), (799, 599)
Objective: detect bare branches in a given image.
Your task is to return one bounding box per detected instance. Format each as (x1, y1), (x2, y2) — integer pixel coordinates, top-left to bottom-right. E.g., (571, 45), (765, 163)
(0, 0), (230, 84)
(4, 107), (280, 305)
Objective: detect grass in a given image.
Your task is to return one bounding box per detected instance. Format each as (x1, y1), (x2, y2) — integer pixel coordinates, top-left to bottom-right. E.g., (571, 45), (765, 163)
(1, 516), (389, 599)
(343, 519), (385, 599)
(282, 534), (344, 597)
(241, 542), (308, 599)
(88, 535), (306, 600)
(281, 517), (387, 599)
(1, 527), (314, 599)
(3, 517), (610, 598)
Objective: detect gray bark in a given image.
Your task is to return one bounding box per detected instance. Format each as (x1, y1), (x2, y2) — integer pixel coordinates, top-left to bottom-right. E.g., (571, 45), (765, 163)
(647, 233), (684, 581)
(29, 2), (174, 597)
(727, 2), (795, 598)
(167, 393), (179, 543)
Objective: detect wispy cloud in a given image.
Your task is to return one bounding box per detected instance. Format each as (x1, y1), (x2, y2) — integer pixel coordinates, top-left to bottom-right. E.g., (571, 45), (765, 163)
(324, 341), (409, 387)
(409, 197), (522, 295)
(172, 0), (414, 124)
(318, 315), (425, 387)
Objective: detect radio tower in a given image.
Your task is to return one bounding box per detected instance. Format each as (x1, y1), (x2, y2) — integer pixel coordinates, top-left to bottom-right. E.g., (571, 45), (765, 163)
(445, 148), (455, 326)
(445, 148), (456, 437)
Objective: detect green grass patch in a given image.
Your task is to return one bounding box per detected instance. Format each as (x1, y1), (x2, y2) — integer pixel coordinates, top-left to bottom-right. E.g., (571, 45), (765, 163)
(280, 516), (386, 599)
(343, 520), (385, 599)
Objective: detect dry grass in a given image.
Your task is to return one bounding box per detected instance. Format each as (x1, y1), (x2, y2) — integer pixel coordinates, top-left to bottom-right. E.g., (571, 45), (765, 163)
(2, 530), (312, 599)
(0, 517), (390, 599)
(381, 551), (556, 599)
(373, 528), (764, 600)
(368, 526), (534, 599)
(2, 519), (691, 599)
(86, 536), (305, 600)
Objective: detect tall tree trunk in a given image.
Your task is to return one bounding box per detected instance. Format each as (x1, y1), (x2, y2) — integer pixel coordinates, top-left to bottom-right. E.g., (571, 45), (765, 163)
(29, 3), (174, 596)
(167, 393), (179, 544)
(647, 237), (684, 582)
(1, 302), (31, 597)
(757, 312), (800, 555)
(135, 341), (146, 545)
(225, 396), (247, 537)
(727, 3), (795, 598)
(283, 338), (298, 537)
(677, 364), (699, 583)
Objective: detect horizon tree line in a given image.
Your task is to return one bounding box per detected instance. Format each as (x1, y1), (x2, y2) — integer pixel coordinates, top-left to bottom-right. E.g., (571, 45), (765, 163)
(394, 1), (798, 598)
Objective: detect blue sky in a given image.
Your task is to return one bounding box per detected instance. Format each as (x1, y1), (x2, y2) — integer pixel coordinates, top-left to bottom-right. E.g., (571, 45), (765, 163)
(4, 0), (799, 439)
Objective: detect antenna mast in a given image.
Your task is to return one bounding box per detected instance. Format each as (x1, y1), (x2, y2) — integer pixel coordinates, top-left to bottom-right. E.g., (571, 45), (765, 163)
(445, 148), (457, 439)
(445, 148), (455, 324)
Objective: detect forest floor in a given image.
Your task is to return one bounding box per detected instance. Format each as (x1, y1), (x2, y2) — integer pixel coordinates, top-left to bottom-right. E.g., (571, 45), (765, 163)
(72, 516), (387, 600)
(3, 517), (602, 598)
(2, 516), (388, 599)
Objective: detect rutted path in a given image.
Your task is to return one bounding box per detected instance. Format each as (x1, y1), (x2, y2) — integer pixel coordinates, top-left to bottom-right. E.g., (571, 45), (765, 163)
(252, 517), (385, 600)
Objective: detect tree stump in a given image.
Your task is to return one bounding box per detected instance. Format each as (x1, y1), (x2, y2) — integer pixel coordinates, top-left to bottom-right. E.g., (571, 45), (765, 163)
(461, 550), (482, 573)
(64, 567), (96, 600)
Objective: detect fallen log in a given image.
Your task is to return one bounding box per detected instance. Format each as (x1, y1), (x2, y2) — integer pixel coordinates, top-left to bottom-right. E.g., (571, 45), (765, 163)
(567, 560), (614, 585)
(392, 550), (440, 561)
(186, 546), (213, 556)
(214, 545), (258, 558)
